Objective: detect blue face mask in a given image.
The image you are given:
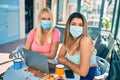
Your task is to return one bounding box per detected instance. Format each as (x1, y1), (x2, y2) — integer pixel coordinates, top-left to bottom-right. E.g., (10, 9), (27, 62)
(40, 20), (52, 30)
(70, 26), (83, 38)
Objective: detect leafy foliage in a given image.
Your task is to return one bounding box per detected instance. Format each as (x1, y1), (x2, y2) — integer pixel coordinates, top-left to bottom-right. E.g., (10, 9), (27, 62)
(102, 17), (112, 30)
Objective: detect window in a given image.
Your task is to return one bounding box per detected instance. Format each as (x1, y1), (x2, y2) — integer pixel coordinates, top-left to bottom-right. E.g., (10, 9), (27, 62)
(116, 18), (120, 58)
(57, 0), (77, 25)
(102, 0), (115, 30)
(80, 0), (102, 27)
(113, 0), (120, 57)
(117, 18), (120, 40)
(111, 0), (119, 34)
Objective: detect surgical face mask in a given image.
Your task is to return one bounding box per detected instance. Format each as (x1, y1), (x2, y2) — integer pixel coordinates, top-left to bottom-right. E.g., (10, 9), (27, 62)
(70, 26), (83, 38)
(40, 20), (52, 30)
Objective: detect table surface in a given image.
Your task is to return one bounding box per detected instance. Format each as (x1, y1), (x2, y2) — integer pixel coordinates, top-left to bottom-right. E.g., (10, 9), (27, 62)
(0, 53), (13, 74)
(0, 53), (80, 80)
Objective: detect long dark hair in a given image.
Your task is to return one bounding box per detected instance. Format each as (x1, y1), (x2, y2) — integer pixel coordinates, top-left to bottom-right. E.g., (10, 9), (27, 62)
(63, 12), (88, 49)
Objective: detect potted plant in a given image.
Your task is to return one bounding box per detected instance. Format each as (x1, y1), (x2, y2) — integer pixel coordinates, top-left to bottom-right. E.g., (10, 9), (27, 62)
(102, 17), (112, 30)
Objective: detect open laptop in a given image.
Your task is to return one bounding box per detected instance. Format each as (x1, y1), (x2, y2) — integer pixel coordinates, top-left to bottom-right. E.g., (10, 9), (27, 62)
(22, 48), (49, 74)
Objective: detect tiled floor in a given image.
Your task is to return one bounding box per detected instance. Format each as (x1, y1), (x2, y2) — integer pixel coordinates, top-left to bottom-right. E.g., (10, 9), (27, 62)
(0, 38), (26, 53)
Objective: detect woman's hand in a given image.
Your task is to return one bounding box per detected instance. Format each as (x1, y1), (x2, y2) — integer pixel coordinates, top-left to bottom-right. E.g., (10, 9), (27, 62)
(58, 57), (67, 65)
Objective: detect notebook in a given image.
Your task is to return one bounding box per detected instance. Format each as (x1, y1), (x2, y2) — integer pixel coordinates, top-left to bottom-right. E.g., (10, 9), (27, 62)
(22, 48), (49, 74)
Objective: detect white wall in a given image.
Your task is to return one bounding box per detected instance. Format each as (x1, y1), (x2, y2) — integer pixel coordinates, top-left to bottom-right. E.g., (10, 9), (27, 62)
(51, 0), (57, 27)
(33, 0), (43, 28)
(19, 0), (43, 39)
(19, 0), (25, 39)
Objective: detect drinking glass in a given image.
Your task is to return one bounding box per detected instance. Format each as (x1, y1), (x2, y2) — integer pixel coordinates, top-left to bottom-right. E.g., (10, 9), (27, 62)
(55, 64), (64, 75)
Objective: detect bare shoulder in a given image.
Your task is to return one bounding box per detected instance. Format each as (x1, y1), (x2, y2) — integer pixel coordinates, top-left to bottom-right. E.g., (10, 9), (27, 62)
(80, 36), (92, 44)
(80, 36), (94, 53)
(81, 36), (91, 43)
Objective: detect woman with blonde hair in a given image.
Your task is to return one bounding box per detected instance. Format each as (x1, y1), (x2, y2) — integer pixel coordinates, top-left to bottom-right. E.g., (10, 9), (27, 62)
(26, 7), (60, 59)
(58, 12), (101, 80)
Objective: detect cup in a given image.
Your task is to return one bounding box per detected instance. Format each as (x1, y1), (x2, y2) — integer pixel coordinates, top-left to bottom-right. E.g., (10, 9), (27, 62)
(55, 64), (64, 75)
(13, 58), (22, 70)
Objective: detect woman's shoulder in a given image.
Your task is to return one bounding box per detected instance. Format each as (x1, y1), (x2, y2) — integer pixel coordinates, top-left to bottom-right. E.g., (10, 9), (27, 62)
(53, 28), (60, 35)
(29, 28), (37, 33)
(81, 36), (91, 41)
(54, 28), (60, 32)
(80, 36), (93, 44)
(31, 28), (37, 32)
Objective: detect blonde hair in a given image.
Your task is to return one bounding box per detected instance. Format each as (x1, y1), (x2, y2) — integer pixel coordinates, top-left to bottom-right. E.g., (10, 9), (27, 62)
(35, 7), (55, 45)
(63, 12), (91, 50)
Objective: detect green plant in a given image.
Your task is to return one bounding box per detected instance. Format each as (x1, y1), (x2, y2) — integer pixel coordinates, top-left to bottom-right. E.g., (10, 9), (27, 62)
(102, 17), (112, 30)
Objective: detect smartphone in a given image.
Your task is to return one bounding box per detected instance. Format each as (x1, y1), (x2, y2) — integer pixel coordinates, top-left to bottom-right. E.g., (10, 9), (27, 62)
(65, 70), (74, 78)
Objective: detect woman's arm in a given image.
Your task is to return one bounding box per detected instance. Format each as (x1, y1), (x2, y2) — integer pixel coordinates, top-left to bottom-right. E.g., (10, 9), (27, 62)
(25, 40), (32, 50)
(25, 28), (35, 50)
(44, 41), (59, 59)
(43, 28), (60, 59)
(58, 44), (67, 58)
(58, 36), (93, 77)
(77, 36), (93, 76)
(58, 44), (74, 66)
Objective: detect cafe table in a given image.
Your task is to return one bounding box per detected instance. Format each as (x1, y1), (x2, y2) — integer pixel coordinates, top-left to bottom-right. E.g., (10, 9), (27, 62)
(0, 53), (13, 75)
(0, 53), (80, 80)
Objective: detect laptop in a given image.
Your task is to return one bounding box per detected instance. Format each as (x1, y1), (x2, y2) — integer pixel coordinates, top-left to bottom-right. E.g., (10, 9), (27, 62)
(22, 48), (49, 74)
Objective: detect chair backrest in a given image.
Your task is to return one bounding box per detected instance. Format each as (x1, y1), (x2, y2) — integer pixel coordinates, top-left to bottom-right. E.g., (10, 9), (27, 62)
(108, 32), (113, 42)
(96, 56), (110, 76)
(95, 33), (116, 59)
(95, 35), (109, 58)
(105, 38), (116, 60)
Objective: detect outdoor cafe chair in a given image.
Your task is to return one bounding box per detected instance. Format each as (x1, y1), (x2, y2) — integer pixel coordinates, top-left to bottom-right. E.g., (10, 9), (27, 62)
(94, 56), (110, 80)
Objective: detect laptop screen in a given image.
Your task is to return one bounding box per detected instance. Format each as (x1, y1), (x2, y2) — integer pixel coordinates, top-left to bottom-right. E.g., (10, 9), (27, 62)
(22, 48), (50, 74)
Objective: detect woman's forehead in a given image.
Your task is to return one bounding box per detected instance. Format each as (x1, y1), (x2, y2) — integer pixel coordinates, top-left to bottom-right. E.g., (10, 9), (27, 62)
(71, 18), (83, 23)
(41, 11), (50, 17)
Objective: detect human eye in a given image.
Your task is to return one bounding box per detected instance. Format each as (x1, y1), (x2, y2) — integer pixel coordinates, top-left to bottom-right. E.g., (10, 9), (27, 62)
(41, 18), (46, 20)
(70, 22), (76, 26)
(79, 23), (84, 26)
(48, 18), (51, 20)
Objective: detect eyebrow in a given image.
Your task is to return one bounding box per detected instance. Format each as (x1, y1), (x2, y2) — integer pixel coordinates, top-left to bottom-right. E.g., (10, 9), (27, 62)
(41, 18), (51, 20)
(71, 22), (83, 26)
